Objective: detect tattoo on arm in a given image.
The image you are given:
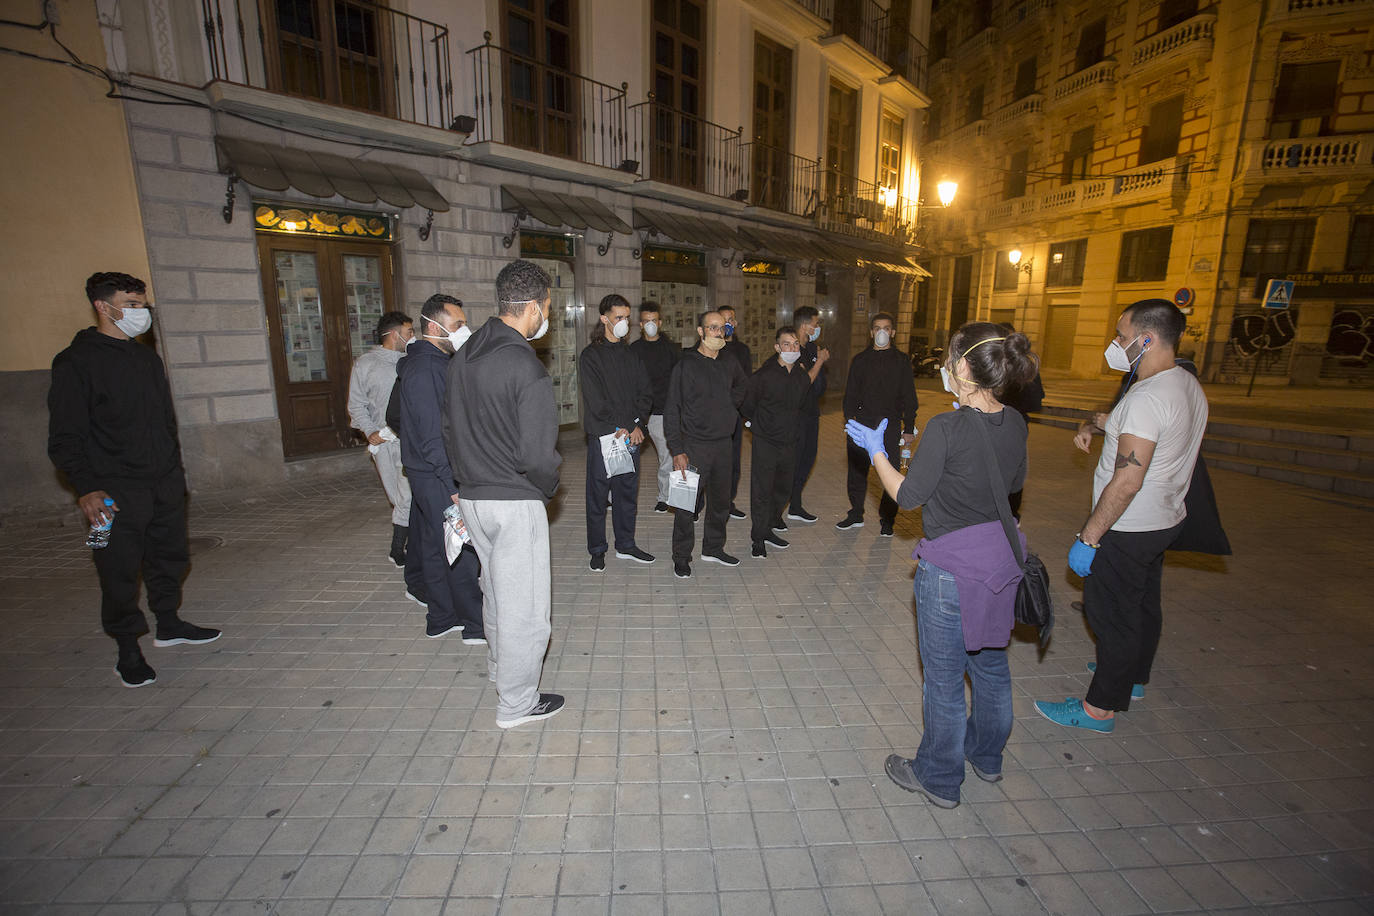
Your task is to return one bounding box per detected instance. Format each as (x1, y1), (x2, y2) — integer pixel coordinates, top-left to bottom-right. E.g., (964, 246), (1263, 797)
(1114, 450), (1142, 470)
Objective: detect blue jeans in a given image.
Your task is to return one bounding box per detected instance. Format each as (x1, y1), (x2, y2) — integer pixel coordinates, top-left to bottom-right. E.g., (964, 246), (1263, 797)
(910, 560), (1013, 803)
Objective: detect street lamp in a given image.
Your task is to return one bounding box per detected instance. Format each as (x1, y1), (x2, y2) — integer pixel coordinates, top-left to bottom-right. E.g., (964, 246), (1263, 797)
(1007, 248), (1033, 275)
(936, 180), (958, 208)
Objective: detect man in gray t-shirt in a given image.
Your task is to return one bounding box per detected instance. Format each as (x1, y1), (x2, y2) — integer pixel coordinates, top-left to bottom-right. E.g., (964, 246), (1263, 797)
(1036, 300), (1209, 734)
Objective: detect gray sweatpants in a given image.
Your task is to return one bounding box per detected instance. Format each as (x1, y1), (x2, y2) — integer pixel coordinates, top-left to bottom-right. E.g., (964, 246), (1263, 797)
(646, 414), (672, 504)
(458, 497), (552, 722)
(371, 439), (411, 526)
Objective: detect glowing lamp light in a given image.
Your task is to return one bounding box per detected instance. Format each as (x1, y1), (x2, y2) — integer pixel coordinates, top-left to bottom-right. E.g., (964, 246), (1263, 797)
(1008, 248), (1023, 266)
(936, 180), (958, 208)
(282, 220), (301, 231)
(880, 186), (898, 209)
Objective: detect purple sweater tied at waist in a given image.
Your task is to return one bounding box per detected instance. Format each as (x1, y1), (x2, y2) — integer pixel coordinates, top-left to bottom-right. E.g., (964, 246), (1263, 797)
(914, 520), (1026, 651)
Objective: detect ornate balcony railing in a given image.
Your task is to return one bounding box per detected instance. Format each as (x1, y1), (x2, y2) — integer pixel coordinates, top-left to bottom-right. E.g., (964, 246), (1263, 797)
(897, 33), (929, 92)
(832, 0), (890, 61)
(1246, 134), (1374, 173)
(992, 94), (1044, 129)
(742, 141), (820, 218)
(959, 26), (1000, 58)
(199, 0), (455, 129)
(468, 35), (628, 171)
(1050, 59), (1118, 104)
(1130, 12), (1215, 71)
(628, 98), (744, 199)
(820, 170), (918, 243)
(981, 154), (1192, 227)
(1006, 0), (1055, 29)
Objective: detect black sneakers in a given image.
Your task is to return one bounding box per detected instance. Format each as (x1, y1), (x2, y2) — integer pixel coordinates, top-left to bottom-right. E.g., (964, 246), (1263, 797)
(654, 501), (669, 513)
(751, 542), (767, 558)
(701, 550), (740, 567)
(404, 589), (429, 607)
(786, 508), (818, 523)
(461, 631), (488, 646)
(589, 553), (606, 572)
(772, 519), (788, 532)
(673, 560), (692, 579)
(153, 620), (222, 647)
(835, 513), (864, 530)
(615, 547), (656, 564)
(426, 622), (463, 639)
(729, 505), (747, 519)
(496, 693), (565, 729)
(764, 534), (789, 550)
(879, 524), (894, 538)
(115, 646), (156, 688)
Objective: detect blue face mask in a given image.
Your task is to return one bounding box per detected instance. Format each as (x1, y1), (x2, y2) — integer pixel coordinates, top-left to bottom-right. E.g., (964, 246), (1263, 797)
(808, 326), (820, 342)
(723, 322), (735, 338)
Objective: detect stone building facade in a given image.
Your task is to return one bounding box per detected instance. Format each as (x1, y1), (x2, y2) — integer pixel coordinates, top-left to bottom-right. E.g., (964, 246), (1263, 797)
(916, 0), (1374, 388)
(2, 0), (937, 518)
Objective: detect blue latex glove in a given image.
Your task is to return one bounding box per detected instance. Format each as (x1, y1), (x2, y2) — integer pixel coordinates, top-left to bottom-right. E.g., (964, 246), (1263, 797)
(1068, 539), (1097, 577)
(845, 418), (888, 462)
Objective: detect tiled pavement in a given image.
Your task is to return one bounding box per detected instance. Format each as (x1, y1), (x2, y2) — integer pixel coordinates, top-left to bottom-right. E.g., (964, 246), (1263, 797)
(1, 412), (1371, 915)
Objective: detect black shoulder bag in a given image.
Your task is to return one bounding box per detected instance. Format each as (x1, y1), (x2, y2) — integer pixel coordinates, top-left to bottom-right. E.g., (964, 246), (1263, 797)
(969, 411), (1054, 654)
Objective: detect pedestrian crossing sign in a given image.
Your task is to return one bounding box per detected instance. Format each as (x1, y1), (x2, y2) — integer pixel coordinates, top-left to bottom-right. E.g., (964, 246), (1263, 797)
(1262, 279), (1294, 309)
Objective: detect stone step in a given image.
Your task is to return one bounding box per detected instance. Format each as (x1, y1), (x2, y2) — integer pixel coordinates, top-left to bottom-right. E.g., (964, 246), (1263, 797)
(1202, 433), (1374, 476)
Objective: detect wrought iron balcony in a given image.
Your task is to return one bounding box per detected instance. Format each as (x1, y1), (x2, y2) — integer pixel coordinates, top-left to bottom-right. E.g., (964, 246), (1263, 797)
(895, 33), (929, 92)
(199, 0), (455, 130)
(1270, 0), (1373, 23)
(793, 0), (835, 18)
(820, 170), (918, 244)
(628, 98), (745, 199)
(467, 34), (628, 171)
(831, 0), (890, 61)
(741, 141), (820, 218)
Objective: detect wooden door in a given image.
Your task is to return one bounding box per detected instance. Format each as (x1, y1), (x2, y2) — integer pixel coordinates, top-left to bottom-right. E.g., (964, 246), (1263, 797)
(502, 0), (578, 158)
(259, 235), (394, 457)
(751, 34), (792, 211)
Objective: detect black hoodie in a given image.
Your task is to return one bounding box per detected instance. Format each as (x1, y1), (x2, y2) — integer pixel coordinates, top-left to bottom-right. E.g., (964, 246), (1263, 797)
(444, 317), (561, 502)
(47, 327), (182, 496)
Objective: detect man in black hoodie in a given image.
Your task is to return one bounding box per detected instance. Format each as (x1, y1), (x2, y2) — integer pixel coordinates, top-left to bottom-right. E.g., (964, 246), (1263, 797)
(838, 312), (918, 537)
(445, 260), (564, 729)
(48, 272), (221, 688)
(397, 293), (484, 643)
(579, 294), (654, 569)
(718, 305), (752, 519)
(664, 310), (748, 578)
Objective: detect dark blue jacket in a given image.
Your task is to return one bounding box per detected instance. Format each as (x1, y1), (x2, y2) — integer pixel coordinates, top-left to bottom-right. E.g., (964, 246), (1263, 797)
(397, 341), (454, 483)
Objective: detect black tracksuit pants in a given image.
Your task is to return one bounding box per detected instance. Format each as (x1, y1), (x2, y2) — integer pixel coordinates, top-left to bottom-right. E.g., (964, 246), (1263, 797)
(729, 416), (744, 503)
(94, 469), (189, 639)
(585, 433), (641, 556)
(845, 420), (902, 524)
(750, 437), (794, 545)
(408, 474), (484, 635)
(672, 436), (732, 562)
(789, 413), (819, 512)
(1084, 523), (1183, 711)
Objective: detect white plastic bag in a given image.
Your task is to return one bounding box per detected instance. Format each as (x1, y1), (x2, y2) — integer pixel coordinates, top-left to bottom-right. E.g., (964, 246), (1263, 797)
(600, 432), (635, 477)
(442, 502), (471, 565)
(666, 467), (700, 512)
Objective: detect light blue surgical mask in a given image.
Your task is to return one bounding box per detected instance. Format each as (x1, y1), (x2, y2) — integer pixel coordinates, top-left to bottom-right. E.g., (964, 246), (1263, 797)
(808, 326), (820, 342)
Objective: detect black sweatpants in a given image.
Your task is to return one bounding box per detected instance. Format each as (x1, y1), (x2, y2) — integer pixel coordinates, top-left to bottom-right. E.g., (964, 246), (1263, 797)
(729, 416), (744, 503)
(585, 433), (641, 555)
(1084, 523), (1183, 711)
(845, 420), (902, 524)
(788, 413), (819, 512)
(750, 437), (794, 545)
(94, 469), (189, 639)
(408, 474), (484, 635)
(672, 436), (732, 562)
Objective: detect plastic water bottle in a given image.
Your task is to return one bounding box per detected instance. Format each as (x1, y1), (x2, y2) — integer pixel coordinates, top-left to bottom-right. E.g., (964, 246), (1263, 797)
(899, 444), (912, 473)
(85, 498), (115, 549)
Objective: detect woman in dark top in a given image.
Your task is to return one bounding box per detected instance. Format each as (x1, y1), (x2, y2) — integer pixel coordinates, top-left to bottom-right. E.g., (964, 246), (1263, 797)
(846, 321), (1039, 808)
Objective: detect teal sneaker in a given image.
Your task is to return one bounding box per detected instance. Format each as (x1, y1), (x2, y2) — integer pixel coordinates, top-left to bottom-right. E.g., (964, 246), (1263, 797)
(1034, 697), (1115, 733)
(1086, 663), (1145, 699)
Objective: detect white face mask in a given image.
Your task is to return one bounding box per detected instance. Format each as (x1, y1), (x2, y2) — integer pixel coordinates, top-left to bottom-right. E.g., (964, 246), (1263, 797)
(874, 329), (891, 349)
(643, 320), (659, 338)
(425, 315), (470, 352)
(779, 350), (801, 365)
(527, 301), (549, 340)
(111, 305), (152, 337)
(611, 318), (629, 339)
(1105, 335), (1145, 373)
(940, 365), (956, 394)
